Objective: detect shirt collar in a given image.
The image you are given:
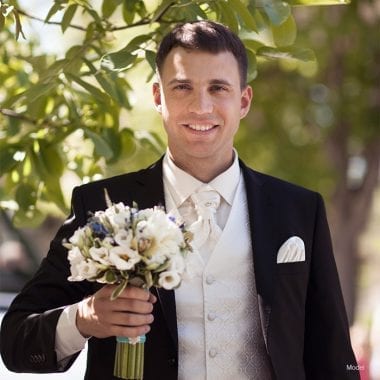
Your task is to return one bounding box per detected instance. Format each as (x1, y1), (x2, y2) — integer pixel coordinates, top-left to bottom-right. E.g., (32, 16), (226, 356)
(163, 149), (241, 207)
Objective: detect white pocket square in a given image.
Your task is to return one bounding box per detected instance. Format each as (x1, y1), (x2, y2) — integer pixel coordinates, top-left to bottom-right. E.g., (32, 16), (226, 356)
(277, 236), (305, 263)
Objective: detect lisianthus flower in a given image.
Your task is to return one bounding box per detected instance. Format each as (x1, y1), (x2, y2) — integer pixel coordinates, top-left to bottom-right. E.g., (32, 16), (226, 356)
(158, 270), (181, 290)
(109, 246), (141, 270)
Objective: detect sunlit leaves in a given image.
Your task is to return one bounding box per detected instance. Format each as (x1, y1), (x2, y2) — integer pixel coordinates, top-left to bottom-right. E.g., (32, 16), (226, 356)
(0, 1), (25, 39)
(0, 0), (351, 226)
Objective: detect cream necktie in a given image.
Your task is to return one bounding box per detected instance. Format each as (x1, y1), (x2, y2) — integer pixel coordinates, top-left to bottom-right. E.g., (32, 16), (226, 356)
(189, 189), (222, 250)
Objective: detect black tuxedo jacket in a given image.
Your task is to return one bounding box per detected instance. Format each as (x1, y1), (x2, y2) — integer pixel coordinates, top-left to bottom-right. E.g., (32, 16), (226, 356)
(1, 159), (359, 379)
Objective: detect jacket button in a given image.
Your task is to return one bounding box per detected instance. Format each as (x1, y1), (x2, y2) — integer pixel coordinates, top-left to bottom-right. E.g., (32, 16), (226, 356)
(168, 357), (177, 367)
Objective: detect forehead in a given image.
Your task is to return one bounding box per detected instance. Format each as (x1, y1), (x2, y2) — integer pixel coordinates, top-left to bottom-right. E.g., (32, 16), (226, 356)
(160, 47), (240, 84)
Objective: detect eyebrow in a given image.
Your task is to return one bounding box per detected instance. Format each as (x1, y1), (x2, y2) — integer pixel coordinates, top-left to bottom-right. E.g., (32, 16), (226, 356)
(167, 78), (233, 87)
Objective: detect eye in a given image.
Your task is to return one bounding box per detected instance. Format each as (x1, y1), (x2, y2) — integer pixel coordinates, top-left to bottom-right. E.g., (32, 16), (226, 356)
(173, 84), (192, 91)
(209, 84), (228, 93)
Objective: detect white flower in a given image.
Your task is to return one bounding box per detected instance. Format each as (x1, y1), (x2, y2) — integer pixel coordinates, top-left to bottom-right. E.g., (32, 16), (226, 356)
(68, 247), (99, 281)
(114, 229), (134, 249)
(68, 246), (85, 266)
(65, 201), (195, 293)
(109, 246), (141, 270)
(158, 270), (181, 290)
(168, 254), (186, 274)
(89, 246), (111, 266)
(69, 228), (86, 247)
(105, 203), (132, 230)
(136, 209), (184, 262)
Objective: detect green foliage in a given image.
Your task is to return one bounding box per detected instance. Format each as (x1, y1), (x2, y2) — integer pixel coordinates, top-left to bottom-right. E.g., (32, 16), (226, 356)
(0, 0), (350, 226)
(237, 0), (379, 198)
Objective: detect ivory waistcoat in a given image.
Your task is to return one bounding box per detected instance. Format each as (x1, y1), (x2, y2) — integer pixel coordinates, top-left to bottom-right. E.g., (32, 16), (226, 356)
(174, 176), (272, 379)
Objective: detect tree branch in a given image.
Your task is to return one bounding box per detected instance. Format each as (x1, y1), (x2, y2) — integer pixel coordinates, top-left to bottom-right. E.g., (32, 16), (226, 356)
(17, 2), (175, 34)
(0, 108), (70, 130)
(17, 9), (87, 31)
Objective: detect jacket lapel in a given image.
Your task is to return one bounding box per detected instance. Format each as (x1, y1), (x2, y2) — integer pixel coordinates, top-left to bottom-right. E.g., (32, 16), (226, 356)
(134, 158), (178, 351)
(240, 161), (277, 345)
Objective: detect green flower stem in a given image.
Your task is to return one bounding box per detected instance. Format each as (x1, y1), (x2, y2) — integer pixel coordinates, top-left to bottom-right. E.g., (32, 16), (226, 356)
(114, 339), (145, 379)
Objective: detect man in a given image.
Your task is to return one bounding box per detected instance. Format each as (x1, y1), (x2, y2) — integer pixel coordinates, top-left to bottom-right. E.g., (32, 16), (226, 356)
(1, 21), (358, 379)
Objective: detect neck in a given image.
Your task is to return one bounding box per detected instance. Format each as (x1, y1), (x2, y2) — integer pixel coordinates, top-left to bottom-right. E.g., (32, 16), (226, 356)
(168, 150), (235, 183)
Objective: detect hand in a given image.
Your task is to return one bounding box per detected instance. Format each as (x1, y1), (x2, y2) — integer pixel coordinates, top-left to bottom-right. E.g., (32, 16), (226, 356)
(76, 285), (157, 339)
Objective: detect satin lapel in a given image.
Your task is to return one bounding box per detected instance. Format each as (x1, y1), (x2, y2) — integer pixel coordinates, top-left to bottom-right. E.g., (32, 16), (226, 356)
(240, 161), (277, 308)
(134, 158), (178, 350)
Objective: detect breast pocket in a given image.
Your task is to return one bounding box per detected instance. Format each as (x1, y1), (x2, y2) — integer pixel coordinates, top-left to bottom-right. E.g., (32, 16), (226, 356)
(276, 261), (308, 275)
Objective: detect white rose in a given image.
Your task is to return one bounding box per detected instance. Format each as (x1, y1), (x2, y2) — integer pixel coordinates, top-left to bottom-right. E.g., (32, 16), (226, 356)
(158, 270), (181, 290)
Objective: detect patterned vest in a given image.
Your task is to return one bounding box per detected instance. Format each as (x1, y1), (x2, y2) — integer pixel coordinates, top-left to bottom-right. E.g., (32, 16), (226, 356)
(174, 176), (273, 379)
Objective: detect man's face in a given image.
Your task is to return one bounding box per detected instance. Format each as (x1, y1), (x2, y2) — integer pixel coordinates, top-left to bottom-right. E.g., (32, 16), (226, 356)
(153, 47), (252, 170)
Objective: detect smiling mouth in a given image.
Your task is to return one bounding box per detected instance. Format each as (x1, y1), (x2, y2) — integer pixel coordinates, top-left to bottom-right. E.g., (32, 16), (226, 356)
(184, 124), (218, 131)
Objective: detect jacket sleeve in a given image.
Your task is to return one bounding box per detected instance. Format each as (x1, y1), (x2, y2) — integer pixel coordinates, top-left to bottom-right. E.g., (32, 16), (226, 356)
(0, 187), (92, 373)
(303, 193), (359, 380)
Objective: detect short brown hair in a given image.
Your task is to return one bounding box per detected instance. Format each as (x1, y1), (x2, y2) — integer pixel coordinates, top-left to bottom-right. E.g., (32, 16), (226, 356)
(155, 21), (248, 88)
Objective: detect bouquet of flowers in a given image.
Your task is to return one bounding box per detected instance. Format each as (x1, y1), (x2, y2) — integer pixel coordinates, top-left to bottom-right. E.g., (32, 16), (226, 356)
(63, 190), (200, 379)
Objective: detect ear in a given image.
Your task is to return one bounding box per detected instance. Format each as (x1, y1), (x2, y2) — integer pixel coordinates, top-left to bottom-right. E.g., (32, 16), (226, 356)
(152, 82), (162, 113)
(240, 85), (253, 119)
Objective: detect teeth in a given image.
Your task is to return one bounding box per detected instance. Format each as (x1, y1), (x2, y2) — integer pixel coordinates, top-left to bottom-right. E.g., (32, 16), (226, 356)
(187, 124), (215, 131)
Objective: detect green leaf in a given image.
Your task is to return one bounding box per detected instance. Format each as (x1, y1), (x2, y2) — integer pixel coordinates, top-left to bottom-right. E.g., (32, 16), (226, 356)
(246, 49), (257, 82)
(0, 146), (20, 175)
(22, 82), (57, 103)
(84, 128), (114, 160)
(95, 73), (130, 109)
(102, 128), (122, 163)
(102, 0), (122, 18)
(151, 0), (173, 23)
(263, 0), (290, 26)
(66, 73), (110, 104)
(101, 50), (137, 72)
(228, 0), (258, 32)
(145, 50), (156, 72)
(13, 9), (26, 40)
(44, 176), (67, 212)
(15, 183), (36, 211)
(0, 13), (5, 30)
(111, 279), (128, 300)
(13, 208), (45, 228)
(286, 0), (349, 4)
(123, 0), (147, 24)
(126, 34), (152, 52)
(218, 1), (239, 34)
(45, 2), (63, 23)
(272, 14), (297, 47)
(257, 46), (316, 62)
(61, 4), (77, 33)
(40, 144), (64, 177)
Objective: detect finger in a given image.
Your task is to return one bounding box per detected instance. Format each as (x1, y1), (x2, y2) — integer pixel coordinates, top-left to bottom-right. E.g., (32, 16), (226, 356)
(112, 324), (151, 339)
(111, 311), (154, 327)
(108, 298), (154, 314)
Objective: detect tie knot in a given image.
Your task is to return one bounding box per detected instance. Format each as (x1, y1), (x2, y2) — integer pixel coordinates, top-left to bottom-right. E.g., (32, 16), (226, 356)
(191, 190), (220, 216)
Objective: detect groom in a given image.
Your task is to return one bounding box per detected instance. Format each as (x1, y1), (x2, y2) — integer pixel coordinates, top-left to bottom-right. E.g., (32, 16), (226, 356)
(1, 21), (358, 379)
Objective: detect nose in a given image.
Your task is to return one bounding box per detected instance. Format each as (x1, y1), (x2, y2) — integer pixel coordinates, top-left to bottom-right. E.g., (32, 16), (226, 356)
(187, 90), (213, 114)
